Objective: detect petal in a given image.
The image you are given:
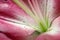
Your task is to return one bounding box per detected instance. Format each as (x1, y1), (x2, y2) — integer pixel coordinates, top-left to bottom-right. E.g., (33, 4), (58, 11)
(0, 0), (35, 37)
(36, 32), (60, 40)
(47, 0), (60, 21)
(49, 16), (60, 32)
(0, 33), (11, 40)
(0, 0), (36, 26)
(0, 19), (34, 40)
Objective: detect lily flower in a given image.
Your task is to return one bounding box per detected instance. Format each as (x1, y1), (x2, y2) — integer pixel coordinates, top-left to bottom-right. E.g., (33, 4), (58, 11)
(0, 0), (60, 40)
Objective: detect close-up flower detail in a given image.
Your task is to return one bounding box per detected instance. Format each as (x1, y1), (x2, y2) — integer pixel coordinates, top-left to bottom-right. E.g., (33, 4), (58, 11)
(0, 0), (60, 40)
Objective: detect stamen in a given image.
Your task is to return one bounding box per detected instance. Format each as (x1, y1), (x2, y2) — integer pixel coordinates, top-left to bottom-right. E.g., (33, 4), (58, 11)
(13, 0), (35, 18)
(12, 0), (51, 33)
(28, 0), (40, 23)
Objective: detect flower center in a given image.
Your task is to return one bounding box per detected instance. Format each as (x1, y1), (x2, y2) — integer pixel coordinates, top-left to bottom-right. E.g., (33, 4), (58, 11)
(13, 0), (51, 33)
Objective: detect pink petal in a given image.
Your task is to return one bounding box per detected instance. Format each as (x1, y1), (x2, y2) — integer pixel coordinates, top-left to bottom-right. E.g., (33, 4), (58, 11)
(0, 33), (11, 40)
(49, 16), (60, 32)
(36, 33), (60, 40)
(0, 0), (36, 25)
(0, 1), (35, 40)
(0, 18), (34, 40)
(47, 0), (60, 21)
